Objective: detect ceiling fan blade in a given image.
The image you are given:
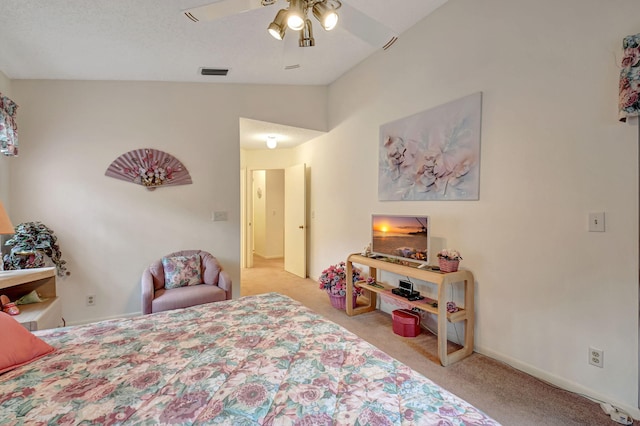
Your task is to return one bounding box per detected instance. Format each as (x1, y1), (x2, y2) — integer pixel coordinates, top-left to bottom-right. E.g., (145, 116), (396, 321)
(183, 0), (266, 22)
(338, 2), (398, 50)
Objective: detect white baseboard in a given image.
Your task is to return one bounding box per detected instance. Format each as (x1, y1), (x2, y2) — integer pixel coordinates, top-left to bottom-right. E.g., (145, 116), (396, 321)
(253, 254), (283, 260)
(476, 345), (640, 420)
(65, 311), (142, 327)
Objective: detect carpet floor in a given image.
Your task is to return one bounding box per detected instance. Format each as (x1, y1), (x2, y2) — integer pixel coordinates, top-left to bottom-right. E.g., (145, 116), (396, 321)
(241, 256), (635, 426)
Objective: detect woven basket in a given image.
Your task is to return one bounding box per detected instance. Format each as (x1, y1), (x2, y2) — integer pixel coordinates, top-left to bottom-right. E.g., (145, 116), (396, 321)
(438, 258), (460, 273)
(328, 293), (358, 310)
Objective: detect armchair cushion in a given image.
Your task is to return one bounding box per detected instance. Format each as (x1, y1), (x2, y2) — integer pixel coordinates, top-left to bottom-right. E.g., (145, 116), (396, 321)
(152, 285), (227, 313)
(162, 254), (202, 289)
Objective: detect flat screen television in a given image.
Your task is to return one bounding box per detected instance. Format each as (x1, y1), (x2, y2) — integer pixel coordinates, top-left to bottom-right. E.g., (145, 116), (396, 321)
(371, 214), (430, 265)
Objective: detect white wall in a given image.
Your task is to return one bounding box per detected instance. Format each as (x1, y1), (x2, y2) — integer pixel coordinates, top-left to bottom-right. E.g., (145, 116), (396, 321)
(296, 0), (640, 417)
(252, 170), (267, 256)
(241, 147), (297, 171)
(9, 80), (327, 324)
(249, 168), (285, 259)
(265, 169), (284, 258)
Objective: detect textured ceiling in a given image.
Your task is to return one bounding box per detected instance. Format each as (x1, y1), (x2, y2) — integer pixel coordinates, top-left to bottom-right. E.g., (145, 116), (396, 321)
(0, 0), (447, 148)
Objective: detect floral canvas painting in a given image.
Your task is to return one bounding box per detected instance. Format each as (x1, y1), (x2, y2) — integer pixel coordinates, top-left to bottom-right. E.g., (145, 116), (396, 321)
(619, 33), (640, 122)
(378, 92), (482, 201)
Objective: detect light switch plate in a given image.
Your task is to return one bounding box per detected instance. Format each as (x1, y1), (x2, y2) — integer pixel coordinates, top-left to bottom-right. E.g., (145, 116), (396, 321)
(212, 211), (228, 222)
(588, 212), (605, 232)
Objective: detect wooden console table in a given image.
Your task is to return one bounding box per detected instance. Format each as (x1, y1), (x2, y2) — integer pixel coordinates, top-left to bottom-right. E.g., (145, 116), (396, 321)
(345, 253), (474, 366)
(0, 267), (62, 331)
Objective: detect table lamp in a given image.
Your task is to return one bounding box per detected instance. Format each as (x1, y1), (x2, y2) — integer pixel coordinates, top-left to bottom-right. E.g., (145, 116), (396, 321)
(0, 201), (15, 271)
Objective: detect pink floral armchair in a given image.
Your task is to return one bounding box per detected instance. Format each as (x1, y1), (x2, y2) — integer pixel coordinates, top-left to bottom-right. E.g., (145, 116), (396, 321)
(141, 250), (232, 314)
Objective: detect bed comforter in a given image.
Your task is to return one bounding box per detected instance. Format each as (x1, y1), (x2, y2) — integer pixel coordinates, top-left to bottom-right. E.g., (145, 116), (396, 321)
(0, 293), (499, 425)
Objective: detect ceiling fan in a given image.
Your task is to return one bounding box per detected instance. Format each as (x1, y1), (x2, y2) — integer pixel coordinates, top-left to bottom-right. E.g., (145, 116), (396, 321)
(183, 0), (398, 69)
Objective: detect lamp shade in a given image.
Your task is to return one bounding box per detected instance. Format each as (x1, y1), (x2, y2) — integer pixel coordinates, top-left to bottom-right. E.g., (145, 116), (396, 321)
(0, 202), (14, 235)
(268, 9), (288, 40)
(313, 2), (339, 31)
(287, 0), (305, 30)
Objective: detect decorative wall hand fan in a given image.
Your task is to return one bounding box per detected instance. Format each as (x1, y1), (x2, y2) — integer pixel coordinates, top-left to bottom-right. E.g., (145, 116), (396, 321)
(105, 148), (192, 191)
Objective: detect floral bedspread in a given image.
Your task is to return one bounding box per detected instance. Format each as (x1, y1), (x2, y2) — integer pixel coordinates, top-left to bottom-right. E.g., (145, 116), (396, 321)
(0, 293), (499, 425)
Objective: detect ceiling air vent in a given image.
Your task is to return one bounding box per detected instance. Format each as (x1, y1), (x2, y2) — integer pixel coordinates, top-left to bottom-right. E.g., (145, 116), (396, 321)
(200, 68), (229, 76)
(383, 36), (398, 51)
(184, 12), (199, 22)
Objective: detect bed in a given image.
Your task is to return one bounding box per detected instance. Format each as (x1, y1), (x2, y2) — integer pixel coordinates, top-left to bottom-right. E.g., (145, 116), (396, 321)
(0, 293), (499, 425)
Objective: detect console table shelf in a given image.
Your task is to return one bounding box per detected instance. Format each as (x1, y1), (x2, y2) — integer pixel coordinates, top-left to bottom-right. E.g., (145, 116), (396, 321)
(0, 267), (62, 331)
(346, 254), (475, 366)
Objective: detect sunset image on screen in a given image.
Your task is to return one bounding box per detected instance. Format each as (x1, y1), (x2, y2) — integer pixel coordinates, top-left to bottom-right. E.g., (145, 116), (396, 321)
(372, 215), (429, 262)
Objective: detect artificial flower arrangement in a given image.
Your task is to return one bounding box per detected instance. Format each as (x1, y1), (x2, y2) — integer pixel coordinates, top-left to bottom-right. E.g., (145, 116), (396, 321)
(318, 261), (373, 296)
(3, 221), (69, 277)
(437, 249), (462, 261)
(437, 249), (462, 272)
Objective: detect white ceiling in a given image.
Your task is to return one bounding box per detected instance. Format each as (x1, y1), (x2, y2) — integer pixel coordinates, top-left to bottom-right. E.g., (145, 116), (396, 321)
(0, 0), (447, 148)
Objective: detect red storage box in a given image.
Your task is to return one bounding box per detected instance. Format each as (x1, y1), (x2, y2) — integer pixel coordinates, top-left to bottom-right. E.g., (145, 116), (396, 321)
(392, 309), (421, 337)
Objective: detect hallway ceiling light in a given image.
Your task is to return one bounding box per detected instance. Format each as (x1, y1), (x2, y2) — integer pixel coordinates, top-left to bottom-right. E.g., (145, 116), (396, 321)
(268, 0), (341, 47)
(266, 135), (278, 149)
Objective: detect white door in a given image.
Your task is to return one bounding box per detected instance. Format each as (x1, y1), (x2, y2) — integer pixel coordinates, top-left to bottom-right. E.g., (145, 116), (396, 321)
(284, 163), (306, 277)
(240, 168), (253, 269)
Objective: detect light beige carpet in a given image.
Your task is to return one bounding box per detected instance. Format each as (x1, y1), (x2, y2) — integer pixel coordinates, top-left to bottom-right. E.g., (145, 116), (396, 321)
(242, 256), (635, 426)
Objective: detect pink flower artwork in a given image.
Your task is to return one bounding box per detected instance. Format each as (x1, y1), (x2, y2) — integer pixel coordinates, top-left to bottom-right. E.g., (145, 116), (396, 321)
(378, 93), (482, 200)
(620, 34), (640, 122)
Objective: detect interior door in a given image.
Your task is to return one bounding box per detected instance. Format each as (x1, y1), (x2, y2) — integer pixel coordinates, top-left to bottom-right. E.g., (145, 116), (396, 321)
(284, 163), (306, 277)
(240, 168), (253, 269)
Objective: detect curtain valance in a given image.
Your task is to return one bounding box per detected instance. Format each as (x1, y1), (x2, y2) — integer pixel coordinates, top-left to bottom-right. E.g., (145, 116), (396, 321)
(0, 93), (18, 156)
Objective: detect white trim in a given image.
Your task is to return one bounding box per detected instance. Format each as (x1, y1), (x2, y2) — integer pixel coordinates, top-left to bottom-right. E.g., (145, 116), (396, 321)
(476, 345), (640, 420)
(65, 311), (143, 327)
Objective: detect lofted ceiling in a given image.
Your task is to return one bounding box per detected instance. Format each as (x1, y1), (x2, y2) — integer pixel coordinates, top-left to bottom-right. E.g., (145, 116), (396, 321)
(0, 0), (447, 148)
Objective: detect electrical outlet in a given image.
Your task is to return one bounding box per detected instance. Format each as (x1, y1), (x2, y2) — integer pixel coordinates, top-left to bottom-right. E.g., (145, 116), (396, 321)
(86, 295), (95, 307)
(589, 347), (603, 368)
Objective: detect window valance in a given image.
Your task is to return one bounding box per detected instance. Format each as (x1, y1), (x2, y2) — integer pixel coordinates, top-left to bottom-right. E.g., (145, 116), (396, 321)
(0, 93), (18, 156)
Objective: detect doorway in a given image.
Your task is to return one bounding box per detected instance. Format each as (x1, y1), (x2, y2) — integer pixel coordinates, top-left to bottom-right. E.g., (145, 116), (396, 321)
(241, 164), (307, 278)
(238, 117), (322, 277)
(251, 169), (285, 267)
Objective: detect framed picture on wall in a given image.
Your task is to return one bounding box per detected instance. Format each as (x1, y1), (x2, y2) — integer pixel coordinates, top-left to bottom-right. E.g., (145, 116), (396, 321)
(378, 92), (482, 201)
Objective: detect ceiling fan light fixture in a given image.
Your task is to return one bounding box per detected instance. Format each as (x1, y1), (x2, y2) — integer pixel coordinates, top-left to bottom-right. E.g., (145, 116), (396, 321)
(286, 0), (305, 31)
(268, 9), (288, 40)
(313, 1), (339, 31)
(299, 19), (315, 47)
(265, 0), (342, 48)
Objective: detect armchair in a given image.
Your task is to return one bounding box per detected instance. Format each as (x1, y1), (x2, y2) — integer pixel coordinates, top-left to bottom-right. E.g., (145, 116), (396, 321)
(141, 250), (232, 314)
